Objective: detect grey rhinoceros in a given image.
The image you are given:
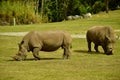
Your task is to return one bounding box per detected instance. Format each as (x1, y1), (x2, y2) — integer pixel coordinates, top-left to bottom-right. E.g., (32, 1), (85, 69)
(86, 26), (116, 55)
(13, 30), (72, 61)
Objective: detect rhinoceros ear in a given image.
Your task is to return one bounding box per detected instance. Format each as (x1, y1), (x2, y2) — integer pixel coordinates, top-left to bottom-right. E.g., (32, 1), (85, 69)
(21, 41), (24, 44)
(18, 43), (20, 46)
(18, 43), (21, 48)
(18, 41), (24, 47)
(116, 35), (119, 40)
(105, 35), (111, 42)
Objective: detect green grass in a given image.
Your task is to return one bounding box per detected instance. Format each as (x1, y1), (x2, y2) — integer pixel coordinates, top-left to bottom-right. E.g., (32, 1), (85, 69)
(0, 10), (120, 80)
(0, 36), (120, 80)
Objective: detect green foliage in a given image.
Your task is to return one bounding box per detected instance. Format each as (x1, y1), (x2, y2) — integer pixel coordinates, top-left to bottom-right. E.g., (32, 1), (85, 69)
(42, 0), (120, 21)
(0, 1), (42, 25)
(79, 4), (88, 14)
(109, 0), (120, 10)
(0, 0), (119, 24)
(92, 1), (105, 14)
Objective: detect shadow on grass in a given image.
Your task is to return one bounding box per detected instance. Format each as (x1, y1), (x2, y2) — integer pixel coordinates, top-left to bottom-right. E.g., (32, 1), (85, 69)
(73, 49), (104, 55)
(73, 50), (88, 54)
(27, 57), (62, 61)
(8, 57), (62, 61)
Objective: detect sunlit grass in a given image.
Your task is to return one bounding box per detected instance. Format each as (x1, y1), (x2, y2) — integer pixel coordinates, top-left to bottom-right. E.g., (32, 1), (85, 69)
(0, 36), (120, 80)
(0, 10), (120, 80)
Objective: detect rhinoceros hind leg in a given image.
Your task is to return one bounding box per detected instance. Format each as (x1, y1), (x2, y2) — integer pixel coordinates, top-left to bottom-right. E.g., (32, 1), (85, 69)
(94, 44), (99, 52)
(63, 47), (70, 59)
(32, 48), (40, 60)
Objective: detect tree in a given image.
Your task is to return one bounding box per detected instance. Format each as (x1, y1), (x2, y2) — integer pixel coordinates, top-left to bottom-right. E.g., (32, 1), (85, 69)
(41, 0), (44, 20)
(34, 0), (39, 15)
(105, 0), (109, 13)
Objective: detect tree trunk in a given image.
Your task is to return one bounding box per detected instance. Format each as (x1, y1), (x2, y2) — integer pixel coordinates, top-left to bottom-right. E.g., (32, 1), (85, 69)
(105, 0), (109, 13)
(35, 0), (39, 15)
(41, 0), (44, 20)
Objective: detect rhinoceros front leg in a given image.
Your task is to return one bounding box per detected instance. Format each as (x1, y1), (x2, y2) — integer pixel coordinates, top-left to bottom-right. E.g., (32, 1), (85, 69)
(94, 44), (99, 52)
(88, 41), (91, 52)
(32, 48), (40, 60)
(102, 45), (107, 54)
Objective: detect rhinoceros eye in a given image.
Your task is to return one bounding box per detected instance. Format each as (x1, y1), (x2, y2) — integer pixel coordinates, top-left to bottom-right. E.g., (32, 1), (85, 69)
(21, 41), (24, 44)
(17, 53), (22, 56)
(18, 41), (24, 49)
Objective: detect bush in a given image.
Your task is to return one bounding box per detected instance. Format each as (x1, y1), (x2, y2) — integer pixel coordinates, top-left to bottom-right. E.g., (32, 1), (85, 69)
(0, 1), (42, 25)
(79, 4), (90, 14)
(92, 1), (105, 14)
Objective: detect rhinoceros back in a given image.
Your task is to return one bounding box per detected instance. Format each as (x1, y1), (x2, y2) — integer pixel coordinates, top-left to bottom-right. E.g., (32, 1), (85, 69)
(22, 31), (72, 52)
(86, 26), (116, 44)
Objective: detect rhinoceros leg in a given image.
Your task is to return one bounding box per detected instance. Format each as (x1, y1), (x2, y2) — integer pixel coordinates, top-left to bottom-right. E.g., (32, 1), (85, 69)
(94, 44), (99, 52)
(63, 47), (70, 59)
(102, 45), (107, 54)
(32, 48), (40, 60)
(88, 41), (91, 52)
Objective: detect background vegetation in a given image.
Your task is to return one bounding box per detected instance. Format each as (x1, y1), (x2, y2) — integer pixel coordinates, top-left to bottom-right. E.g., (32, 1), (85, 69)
(0, 10), (120, 80)
(0, 10), (120, 35)
(0, 0), (120, 25)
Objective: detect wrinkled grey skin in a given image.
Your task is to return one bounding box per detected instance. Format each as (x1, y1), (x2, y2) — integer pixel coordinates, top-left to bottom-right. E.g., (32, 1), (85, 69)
(86, 26), (116, 55)
(13, 30), (72, 61)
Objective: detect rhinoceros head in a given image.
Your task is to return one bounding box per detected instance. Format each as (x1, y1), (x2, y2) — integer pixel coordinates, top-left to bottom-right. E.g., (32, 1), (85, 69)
(13, 41), (27, 61)
(105, 36), (115, 55)
(106, 43), (114, 55)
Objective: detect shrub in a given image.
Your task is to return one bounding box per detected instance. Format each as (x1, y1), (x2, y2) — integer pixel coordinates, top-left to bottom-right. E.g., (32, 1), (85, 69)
(92, 1), (105, 14)
(0, 1), (42, 25)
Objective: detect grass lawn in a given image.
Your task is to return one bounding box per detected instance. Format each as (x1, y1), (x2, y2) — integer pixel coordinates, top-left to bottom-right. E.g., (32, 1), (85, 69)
(0, 10), (120, 80)
(0, 36), (120, 80)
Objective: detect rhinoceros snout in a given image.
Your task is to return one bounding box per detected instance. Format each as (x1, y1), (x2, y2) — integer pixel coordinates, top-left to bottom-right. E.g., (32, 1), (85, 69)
(12, 55), (26, 61)
(106, 50), (113, 55)
(105, 47), (113, 55)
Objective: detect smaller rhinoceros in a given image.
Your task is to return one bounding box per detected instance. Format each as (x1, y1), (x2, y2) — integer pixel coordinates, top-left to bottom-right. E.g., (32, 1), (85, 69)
(86, 26), (116, 55)
(13, 30), (72, 61)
